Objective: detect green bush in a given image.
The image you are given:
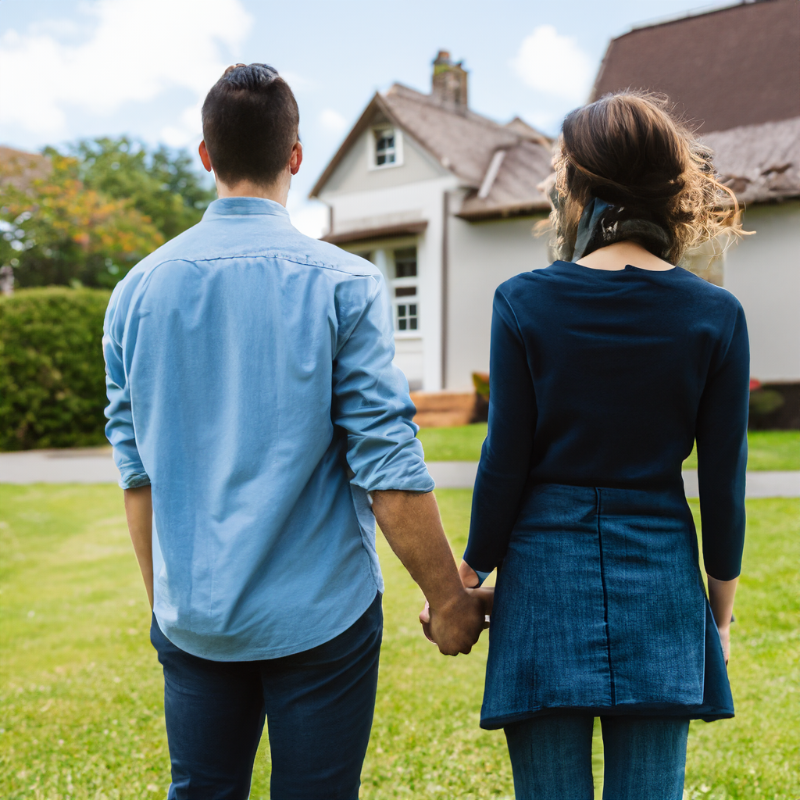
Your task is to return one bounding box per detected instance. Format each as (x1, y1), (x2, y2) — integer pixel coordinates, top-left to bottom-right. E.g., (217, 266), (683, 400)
(0, 287), (111, 451)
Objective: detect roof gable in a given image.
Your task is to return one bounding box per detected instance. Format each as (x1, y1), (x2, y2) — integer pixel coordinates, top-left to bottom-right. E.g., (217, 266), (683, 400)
(320, 113), (449, 196)
(310, 83), (553, 200)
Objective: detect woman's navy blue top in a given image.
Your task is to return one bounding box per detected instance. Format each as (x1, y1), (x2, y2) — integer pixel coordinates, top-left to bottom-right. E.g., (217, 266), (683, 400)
(464, 261), (749, 582)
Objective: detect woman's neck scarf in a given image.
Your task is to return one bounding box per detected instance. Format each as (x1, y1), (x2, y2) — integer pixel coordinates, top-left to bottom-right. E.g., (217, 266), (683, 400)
(572, 196), (673, 262)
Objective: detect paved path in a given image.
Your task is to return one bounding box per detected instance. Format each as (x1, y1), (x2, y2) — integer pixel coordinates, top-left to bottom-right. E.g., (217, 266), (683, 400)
(427, 461), (800, 498)
(0, 448), (119, 484)
(0, 450), (798, 497)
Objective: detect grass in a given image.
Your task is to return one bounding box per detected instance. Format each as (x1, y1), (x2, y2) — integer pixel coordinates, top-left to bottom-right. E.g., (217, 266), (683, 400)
(417, 425), (800, 471)
(0, 485), (798, 799)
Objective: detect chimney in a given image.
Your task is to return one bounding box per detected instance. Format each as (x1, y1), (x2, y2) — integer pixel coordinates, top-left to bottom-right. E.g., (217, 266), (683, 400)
(431, 50), (468, 109)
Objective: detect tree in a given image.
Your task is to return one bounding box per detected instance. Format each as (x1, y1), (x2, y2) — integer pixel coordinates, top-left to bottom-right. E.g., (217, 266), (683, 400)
(57, 137), (215, 242)
(0, 153), (164, 288)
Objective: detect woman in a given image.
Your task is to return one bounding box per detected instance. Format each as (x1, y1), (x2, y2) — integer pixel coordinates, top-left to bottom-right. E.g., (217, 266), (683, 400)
(457, 92), (748, 798)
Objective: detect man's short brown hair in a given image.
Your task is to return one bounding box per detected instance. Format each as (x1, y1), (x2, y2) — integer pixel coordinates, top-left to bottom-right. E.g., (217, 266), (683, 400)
(201, 64), (299, 188)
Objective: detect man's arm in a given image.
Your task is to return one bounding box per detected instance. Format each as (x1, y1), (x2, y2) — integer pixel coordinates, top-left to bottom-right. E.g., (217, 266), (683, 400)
(124, 486), (154, 610)
(371, 490), (485, 656)
(104, 282), (154, 610)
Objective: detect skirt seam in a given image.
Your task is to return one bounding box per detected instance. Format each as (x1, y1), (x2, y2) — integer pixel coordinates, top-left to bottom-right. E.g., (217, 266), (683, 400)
(596, 487), (616, 705)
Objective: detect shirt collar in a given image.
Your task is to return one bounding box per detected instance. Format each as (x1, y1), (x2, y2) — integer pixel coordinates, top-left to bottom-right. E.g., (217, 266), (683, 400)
(203, 197), (290, 220)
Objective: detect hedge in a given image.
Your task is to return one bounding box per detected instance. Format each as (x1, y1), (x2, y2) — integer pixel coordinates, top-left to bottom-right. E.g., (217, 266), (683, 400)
(0, 287), (111, 451)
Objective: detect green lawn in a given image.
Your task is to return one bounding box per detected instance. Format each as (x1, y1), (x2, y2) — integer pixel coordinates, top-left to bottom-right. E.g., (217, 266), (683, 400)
(1, 485), (798, 799)
(417, 425), (800, 471)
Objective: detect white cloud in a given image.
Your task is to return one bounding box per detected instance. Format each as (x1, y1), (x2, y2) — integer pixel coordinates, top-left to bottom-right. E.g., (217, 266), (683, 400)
(0, 0), (253, 140)
(510, 25), (594, 103)
(319, 109), (348, 135)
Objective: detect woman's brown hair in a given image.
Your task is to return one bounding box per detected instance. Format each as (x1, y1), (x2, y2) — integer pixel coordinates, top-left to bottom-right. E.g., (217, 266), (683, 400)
(544, 91), (746, 265)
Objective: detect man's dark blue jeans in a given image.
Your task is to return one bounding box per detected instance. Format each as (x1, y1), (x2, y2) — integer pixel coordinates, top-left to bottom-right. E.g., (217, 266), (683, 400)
(150, 593), (383, 800)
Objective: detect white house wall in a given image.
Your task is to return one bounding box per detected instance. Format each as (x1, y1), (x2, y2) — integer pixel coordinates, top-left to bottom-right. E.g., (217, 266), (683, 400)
(322, 125), (449, 197)
(320, 175), (461, 392)
(446, 211), (551, 389)
(724, 201), (800, 383)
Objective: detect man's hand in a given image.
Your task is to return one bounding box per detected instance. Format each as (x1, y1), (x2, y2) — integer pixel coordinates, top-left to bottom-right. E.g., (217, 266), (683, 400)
(420, 587), (494, 653)
(372, 490), (488, 656)
(418, 590), (485, 655)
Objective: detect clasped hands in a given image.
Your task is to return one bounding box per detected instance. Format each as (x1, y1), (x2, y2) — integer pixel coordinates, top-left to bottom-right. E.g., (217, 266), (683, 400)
(419, 561), (494, 656)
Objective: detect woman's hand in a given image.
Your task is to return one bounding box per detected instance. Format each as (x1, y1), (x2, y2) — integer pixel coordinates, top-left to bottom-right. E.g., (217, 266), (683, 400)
(717, 624), (731, 665)
(707, 574), (738, 666)
(419, 585), (494, 646)
(458, 560), (494, 618)
(458, 560), (481, 588)
(420, 560), (495, 645)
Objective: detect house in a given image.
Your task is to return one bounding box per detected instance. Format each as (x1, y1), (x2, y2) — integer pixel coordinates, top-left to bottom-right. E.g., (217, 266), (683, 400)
(591, 0), (800, 424)
(312, 1), (799, 428)
(310, 52), (554, 392)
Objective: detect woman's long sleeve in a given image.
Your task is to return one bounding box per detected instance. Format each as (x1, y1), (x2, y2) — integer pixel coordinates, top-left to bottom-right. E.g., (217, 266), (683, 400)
(463, 289), (537, 573)
(695, 302), (750, 581)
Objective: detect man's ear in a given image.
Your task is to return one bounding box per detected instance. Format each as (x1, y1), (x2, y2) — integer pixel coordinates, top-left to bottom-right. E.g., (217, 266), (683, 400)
(290, 141), (303, 176)
(199, 141), (213, 173)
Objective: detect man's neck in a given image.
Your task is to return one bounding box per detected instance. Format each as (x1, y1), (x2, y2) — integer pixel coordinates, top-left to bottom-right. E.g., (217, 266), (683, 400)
(215, 177), (289, 207)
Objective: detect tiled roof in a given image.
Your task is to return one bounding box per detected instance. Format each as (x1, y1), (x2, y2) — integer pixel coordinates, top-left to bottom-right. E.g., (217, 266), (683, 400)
(382, 84), (549, 188)
(704, 116), (800, 204)
(591, 0), (800, 134)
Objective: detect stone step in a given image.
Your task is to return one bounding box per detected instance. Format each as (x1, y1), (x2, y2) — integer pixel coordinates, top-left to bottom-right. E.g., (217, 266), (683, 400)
(410, 391), (476, 428)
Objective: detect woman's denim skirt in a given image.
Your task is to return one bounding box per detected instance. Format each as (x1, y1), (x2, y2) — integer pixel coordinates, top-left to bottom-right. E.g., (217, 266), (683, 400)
(481, 483), (734, 730)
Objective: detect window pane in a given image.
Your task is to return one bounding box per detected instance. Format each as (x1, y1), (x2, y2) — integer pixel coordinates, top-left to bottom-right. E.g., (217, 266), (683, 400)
(377, 153), (386, 166)
(394, 247), (417, 278)
(398, 318), (407, 331)
(395, 287), (416, 297)
(409, 304), (417, 316)
(409, 318), (418, 330)
(385, 151), (395, 164)
(398, 304), (406, 316)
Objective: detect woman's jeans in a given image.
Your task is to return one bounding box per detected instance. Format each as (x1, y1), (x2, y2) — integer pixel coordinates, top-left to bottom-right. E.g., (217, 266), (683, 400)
(150, 592), (382, 800)
(505, 714), (690, 799)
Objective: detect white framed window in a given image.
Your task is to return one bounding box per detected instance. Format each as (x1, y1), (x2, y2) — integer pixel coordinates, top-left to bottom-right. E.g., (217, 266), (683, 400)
(368, 126), (404, 170)
(390, 246), (418, 334)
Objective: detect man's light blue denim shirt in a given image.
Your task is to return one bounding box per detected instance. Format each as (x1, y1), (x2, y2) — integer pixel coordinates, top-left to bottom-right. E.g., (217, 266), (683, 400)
(103, 197), (434, 661)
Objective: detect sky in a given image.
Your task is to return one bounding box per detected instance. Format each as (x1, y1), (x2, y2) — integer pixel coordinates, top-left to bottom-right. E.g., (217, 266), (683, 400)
(0, 0), (731, 237)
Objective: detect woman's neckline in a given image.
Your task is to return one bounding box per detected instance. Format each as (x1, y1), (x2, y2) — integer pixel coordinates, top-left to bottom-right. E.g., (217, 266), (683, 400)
(556, 260), (679, 274)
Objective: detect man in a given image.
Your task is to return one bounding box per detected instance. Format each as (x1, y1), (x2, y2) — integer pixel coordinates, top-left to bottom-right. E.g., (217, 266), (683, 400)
(103, 63), (485, 799)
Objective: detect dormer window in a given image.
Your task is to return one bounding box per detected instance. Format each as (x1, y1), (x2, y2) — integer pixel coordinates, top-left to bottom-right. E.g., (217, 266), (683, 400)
(375, 129), (396, 166)
(369, 126), (403, 169)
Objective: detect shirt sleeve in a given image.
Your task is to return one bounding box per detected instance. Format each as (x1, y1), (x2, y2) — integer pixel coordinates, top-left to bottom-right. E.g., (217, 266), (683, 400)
(463, 288), (537, 573)
(695, 301), (749, 581)
(331, 275), (434, 494)
(103, 282), (150, 490)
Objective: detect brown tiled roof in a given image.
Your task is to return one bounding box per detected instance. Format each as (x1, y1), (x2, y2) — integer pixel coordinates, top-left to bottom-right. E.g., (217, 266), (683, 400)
(309, 84), (554, 218)
(382, 84), (550, 188)
(457, 140), (552, 220)
(704, 116), (800, 204)
(591, 0), (800, 134)
(321, 220), (428, 244)
(0, 146), (50, 190)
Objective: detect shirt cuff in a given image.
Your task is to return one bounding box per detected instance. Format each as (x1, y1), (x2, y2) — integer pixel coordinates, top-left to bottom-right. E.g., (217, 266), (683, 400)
(118, 472), (151, 490)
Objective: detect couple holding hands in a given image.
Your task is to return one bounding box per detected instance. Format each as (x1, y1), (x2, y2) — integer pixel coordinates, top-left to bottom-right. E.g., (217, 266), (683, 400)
(104, 64), (747, 799)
